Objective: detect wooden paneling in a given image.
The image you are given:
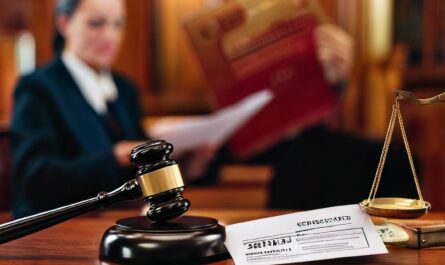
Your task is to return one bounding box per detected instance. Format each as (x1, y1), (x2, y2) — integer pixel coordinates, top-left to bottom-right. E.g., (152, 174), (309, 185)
(394, 0), (445, 88)
(112, 0), (151, 99)
(0, 0), (55, 65)
(25, 0), (55, 66)
(0, 0), (64, 123)
(318, 0), (339, 22)
(0, 36), (17, 122)
(150, 0), (214, 114)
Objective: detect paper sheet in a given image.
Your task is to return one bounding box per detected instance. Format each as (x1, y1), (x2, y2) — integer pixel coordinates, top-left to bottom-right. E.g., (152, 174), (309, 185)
(224, 205), (387, 265)
(148, 89), (274, 154)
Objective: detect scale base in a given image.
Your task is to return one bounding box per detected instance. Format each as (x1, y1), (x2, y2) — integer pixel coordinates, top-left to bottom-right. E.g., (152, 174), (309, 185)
(99, 216), (230, 264)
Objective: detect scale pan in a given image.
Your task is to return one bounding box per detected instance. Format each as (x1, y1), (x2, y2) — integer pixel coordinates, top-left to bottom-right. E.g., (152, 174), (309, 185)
(359, 197), (431, 218)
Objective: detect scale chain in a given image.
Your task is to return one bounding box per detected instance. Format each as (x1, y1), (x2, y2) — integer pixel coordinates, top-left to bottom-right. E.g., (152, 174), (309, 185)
(396, 103), (424, 202)
(367, 101), (398, 204)
(367, 98), (424, 205)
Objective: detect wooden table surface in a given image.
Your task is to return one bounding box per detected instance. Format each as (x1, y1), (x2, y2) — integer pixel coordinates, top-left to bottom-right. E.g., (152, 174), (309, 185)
(0, 208), (445, 264)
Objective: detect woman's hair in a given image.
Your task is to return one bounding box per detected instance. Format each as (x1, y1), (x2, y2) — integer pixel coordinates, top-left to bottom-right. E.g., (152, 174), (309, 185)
(53, 0), (83, 54)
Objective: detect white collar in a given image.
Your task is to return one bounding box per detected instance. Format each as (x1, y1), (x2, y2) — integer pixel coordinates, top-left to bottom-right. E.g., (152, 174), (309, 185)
(62, 51), (118, 114)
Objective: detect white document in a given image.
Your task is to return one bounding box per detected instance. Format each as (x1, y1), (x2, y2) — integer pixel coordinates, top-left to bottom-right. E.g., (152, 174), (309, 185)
(148, 89), (274, 154)
(225, 205), (387, 265)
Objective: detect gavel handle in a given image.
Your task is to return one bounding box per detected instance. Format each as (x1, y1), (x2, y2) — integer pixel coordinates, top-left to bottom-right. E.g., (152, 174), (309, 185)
(0, 179), (141, 244)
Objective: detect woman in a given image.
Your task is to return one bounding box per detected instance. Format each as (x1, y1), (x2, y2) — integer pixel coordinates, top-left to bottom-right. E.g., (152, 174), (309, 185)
(11, 0), (147, 218)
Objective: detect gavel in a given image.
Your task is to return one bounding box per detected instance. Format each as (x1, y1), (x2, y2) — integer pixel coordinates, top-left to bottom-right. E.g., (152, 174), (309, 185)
(0, 140), (191, 244)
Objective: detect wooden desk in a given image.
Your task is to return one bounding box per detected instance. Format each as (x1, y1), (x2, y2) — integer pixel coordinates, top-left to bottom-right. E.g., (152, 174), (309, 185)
(0, 209), (444, 264)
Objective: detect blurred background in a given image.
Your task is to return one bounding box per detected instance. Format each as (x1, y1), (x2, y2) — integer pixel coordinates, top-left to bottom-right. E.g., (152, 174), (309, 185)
(1, 0), (445, 211)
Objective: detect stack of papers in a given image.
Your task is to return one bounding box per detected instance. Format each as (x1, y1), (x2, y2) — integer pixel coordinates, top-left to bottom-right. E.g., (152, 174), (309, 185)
(148, 89), (274, 154)
(225, 205), (387, 265)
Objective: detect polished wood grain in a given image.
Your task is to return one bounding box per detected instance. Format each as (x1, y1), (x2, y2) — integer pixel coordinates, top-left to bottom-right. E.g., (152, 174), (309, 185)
(0, 209), (445, 264)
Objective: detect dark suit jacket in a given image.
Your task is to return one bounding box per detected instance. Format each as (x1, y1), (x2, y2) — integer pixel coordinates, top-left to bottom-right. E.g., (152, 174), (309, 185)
(11, 57), (147, 218)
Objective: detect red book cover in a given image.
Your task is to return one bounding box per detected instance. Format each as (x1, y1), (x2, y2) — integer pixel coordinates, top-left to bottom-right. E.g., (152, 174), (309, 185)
(184, 0), (338, 158)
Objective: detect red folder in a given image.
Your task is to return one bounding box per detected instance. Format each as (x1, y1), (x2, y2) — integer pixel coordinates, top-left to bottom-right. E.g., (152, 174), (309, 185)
(184, 0), (338, 158)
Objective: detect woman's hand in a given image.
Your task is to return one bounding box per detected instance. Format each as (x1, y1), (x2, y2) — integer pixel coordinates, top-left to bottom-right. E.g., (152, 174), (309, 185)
(113, 141), (146, 167)
(178, 144), (219, 183)
(314, 24), (354, 85)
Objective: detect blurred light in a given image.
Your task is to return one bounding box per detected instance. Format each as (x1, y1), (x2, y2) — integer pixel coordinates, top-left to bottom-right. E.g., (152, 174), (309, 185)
(15, 31), (36, 75)
(368, 0), (393, 60)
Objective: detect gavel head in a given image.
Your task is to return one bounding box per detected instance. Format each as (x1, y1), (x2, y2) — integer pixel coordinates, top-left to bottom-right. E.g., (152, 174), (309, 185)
(130, 140), (190, 222)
